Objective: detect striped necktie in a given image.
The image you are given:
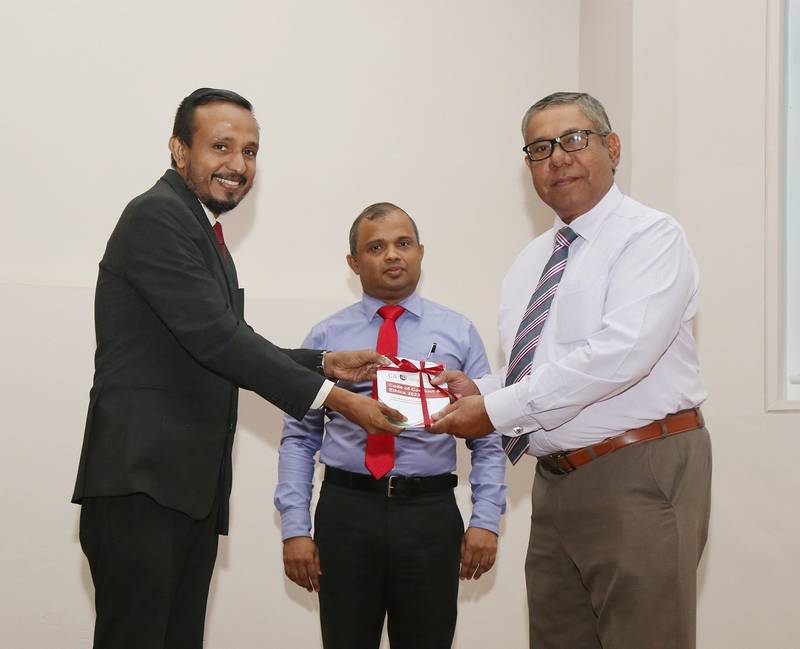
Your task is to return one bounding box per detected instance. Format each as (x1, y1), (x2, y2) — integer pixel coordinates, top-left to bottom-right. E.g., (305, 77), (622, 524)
(502, 226), (578, 464)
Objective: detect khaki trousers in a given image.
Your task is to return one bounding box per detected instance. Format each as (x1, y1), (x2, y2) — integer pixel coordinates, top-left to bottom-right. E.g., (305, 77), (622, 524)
(525, 427), (711, 649)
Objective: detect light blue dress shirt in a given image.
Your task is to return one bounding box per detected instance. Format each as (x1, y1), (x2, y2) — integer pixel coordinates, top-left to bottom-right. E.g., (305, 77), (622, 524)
(274, 292), (507, 540)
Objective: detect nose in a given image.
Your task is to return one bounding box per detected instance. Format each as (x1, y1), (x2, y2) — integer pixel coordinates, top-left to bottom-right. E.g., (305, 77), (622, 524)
(549, 144), (573, 168)
(226, 151), (247, 175)
(385, 244), (401, 260)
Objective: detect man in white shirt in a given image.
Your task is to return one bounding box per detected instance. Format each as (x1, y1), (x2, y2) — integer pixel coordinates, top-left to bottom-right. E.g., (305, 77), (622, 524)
(429, 92), (711, 649)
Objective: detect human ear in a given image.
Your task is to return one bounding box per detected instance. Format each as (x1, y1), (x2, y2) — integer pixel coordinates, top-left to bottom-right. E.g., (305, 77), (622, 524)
(346, 254), (360, 275)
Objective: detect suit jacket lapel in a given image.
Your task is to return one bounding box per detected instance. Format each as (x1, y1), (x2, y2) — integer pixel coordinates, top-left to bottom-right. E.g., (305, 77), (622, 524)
(160, 170), (240, 306)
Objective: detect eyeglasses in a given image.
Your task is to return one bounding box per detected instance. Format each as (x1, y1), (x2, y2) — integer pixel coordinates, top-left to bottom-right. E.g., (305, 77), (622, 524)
(522, 129), (609, 162)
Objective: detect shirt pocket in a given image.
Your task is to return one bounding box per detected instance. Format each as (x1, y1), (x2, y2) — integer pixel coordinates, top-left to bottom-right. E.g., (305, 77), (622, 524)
(553, 278), (606, 344)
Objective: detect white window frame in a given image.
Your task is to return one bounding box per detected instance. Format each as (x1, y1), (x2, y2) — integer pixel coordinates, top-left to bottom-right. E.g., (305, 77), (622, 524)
(766, 0), (800, 409)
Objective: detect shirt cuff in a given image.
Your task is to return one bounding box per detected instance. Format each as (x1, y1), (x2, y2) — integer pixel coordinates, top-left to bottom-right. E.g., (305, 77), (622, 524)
(310, 380), (335, 410)
(468, 500), (503, 535)
(280, 507), (313, 541)
(474, 373), (503, 396)
(483, 383), (539, 435)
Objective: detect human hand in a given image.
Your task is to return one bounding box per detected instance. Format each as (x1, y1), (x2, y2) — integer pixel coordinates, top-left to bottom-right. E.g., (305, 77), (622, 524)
(325, 387), (405, 435)
(427, 395), (494, 439)
(324, 349), (389, 382)
(460, 527), (498, 580)
(430, 370), (479, 399)
(283, 536), (321, 592)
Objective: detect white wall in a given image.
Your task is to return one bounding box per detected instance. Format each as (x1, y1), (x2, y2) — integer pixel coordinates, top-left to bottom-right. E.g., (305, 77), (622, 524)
(0, 2), (581, 647)
(581, 1), (800, 647)
(3, 1), (797, 647)
(670, 3), (800, 646)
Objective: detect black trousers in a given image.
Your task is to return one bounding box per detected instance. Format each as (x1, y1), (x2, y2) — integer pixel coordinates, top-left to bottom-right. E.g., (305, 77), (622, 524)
(79, 493), (220, 649)
(314, 481), (464, 649)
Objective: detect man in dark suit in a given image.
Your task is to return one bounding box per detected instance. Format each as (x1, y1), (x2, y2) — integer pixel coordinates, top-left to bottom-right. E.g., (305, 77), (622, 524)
(72, 88), (403, 649)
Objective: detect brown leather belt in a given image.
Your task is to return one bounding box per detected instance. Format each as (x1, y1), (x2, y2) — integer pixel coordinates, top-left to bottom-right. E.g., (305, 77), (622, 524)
(537, 408), (704, 475)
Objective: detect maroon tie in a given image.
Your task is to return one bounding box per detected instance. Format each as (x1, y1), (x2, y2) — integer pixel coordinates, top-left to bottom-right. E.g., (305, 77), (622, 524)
(366, 304), (406, 479)
(213, 221), (227, 256)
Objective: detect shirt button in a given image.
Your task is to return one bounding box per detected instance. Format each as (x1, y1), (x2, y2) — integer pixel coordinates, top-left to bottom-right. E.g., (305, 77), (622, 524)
(513, 427), (523, 435)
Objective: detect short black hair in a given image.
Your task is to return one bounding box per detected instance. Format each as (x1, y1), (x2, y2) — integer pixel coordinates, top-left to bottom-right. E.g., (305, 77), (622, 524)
(349, 202), (420, 256)
(170, 88), (253, 167)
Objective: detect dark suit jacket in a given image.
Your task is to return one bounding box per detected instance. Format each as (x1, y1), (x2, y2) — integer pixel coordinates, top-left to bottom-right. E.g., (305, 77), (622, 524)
(72, 170), (325, 533)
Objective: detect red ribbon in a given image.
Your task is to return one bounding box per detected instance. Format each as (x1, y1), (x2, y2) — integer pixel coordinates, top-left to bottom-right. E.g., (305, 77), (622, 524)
(377, 356), (457, 426)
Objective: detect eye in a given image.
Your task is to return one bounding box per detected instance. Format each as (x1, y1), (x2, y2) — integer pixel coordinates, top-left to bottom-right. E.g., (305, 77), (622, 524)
(213, 143), (227, 151)
(564, 132), (584, 145)
(532, 142), (550, 154)
(243, 147), (257, 158)
(368, 243), (383, 253)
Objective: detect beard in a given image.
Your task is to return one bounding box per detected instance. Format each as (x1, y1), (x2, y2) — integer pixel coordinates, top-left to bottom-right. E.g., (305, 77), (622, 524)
(184, 163), (249, 215)
(199, 194), (239, 215)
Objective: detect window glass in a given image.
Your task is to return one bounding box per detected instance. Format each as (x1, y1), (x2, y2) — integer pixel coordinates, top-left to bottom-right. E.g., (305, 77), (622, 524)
(786, 0), (800, 399)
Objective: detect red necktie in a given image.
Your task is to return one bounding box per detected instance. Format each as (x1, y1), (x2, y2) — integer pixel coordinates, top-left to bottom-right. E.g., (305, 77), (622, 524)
(213, 221), (227, 256)
(365, 304), (406, 479)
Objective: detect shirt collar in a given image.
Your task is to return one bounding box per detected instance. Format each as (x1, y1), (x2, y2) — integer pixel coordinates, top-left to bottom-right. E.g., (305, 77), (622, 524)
(201, 203), (217, 228)
(552, 183), (623, 242)
(361, 291), (423, 322)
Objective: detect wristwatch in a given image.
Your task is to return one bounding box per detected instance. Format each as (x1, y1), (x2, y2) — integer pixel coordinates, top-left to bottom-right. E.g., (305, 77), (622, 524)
(316, 350), (329, 377)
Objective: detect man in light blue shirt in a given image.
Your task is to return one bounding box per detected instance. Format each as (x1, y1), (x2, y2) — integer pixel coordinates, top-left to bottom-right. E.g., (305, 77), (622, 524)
(274, 202), (506, 649)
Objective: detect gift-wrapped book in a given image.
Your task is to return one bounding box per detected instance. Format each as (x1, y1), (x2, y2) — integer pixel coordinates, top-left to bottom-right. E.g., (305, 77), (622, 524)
(374, 356), (455, 427)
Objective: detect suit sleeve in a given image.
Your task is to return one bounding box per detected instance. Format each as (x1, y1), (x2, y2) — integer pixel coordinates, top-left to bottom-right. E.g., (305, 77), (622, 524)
(122, 196), (324, 420)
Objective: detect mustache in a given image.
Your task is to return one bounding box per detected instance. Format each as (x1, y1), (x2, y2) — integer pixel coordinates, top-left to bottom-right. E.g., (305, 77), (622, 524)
(213, 173), (247, 186)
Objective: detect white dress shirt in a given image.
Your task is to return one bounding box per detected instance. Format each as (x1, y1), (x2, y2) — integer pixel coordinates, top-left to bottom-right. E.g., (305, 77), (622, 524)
(475, 184), (707, 456)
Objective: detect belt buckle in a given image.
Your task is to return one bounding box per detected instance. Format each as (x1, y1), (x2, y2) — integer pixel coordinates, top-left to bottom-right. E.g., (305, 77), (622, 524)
(386, 475), (398, 497)
(546, 452), (570, 475)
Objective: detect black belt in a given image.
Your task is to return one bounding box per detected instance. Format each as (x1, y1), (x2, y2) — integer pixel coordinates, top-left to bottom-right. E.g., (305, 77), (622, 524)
(324, 466), (457, 498)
